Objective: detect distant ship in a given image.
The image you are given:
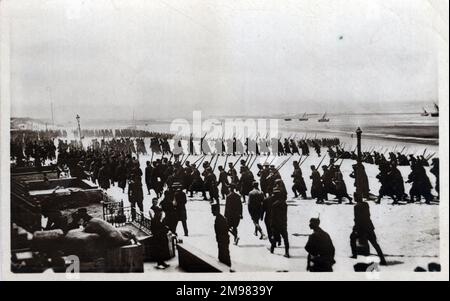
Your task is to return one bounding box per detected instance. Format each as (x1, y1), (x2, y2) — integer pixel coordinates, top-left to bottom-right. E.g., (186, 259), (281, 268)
(284, 118), (292, 121)
(421, 108), (429, 117)
(318, 113), (330, 123)
(431, 103), (439, 117)
(298, 113), (309, 121)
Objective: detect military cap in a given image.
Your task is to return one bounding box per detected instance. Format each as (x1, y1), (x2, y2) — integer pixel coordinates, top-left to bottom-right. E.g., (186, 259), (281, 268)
(309, 218), (320, 227)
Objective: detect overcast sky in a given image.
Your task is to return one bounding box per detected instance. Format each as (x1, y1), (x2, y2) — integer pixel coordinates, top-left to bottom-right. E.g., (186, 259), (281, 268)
(4, 0), (445, 121)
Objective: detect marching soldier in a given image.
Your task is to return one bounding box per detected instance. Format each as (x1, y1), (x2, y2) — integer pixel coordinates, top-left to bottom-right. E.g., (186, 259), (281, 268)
(388, 162), (406, 204)
(224, 185), (243, 245)
(227, 162), (239, 186)
(375, 164), (393, 204)
(350, 194), (387, 265)
(283, 139), (291, 155)
(406, 161), (433, 204)
(334, 166), (353, 204)
(115, 160), (127, 193)
(218, 165), (230, 199)
(266, 165), (281, 196)
(189, 164), (208, 200)
(204, 167), (220, 205)
(247, 182), (265, 239)
(98, 161), (111, 191)
(290, 139), (300, 155)
(321, 165), (336, 201)
(292, 161), (307, 199)
(350, 163), (370, 199)
(239, 165), (255, 203)
(145, 161), (153, 195)
(189, 134), (194, 155)
(270, 188), (290, 258)
(310, 165), (325, 204)
(257, 163), (270, 197)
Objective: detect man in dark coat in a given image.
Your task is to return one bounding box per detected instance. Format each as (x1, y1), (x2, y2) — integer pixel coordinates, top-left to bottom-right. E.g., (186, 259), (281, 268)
(350, 163), (370, 199)
(189, 164), (208, 200)
(160, 189), (177, 233)
(247, 182), (265, 239)
(350, 194), (387, 265)
(310, 165), (324, 204)
(204, 167), (220, 205)
(72, 161), (88, 180)
(388, 162), (406, 204)
(266, 165), (281, 196)
(321, 165), (336, 200)
(257, 163), (270, 197)
(224, 185), (243, 245)
(270, 188), (290, 258)
(145, 160), (153, 195)
(152, 160), (163, 198)
(98, 161), (111, 191)
(212, 204), (231, 267)
(127, 173), (144, 221)
(239, 166), (254, 203)
(218, 165), (230, 199)
(150, 205), (170, 269)
(227, 162), (239, 186)
(430, 158), (439, 199)
(376, 164), (394, 204)
(406, 161), (433, 204)
(173, 183), (188, 236)
(115, 160), (127, 193)
(334, 166), (353, 204)
(189, 134), (194, 155)
(305, 218), (335, 272)
(292, 161), (307, 198)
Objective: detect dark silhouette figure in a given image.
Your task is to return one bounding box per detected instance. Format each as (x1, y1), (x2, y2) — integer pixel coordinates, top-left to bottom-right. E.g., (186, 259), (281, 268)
(305, 218), (335, 272)
(212, 204), (231, 267)
(350, 194), (387, 265)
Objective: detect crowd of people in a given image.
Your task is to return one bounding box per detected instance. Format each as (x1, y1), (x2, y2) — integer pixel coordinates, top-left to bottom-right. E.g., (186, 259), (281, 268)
(73, 128), (175, 139)
(10, 129), (440, 271)
(10, 130), (59, 167)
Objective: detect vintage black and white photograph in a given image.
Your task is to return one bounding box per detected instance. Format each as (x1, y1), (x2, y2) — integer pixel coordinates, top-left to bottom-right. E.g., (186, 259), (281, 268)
(1, 0), (448, 281)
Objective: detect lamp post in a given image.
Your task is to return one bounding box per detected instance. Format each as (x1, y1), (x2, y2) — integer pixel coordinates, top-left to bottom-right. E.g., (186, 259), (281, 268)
(76, 114), (82, 141)
(354, 127), (365, 199)
(356, 127), (362, 164)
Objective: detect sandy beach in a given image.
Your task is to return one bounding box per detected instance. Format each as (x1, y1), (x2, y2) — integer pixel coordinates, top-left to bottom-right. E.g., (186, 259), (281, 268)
(84, 133), (440, 273)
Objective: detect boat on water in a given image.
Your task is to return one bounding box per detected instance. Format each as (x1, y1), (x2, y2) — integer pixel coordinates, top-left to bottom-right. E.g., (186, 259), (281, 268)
(318, 113), (330, 123)
(284, 118), (292, 121)
(431, 103), (439, 117)
(421, 108), (429, 117)
(299, 112), (308, 121)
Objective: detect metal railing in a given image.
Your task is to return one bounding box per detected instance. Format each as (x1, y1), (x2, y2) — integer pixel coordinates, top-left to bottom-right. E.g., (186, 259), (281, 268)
(102, 201), (152, 236)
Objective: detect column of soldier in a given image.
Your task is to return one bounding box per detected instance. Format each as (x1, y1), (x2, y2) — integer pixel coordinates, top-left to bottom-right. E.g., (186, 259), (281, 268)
(76, 134), (439, 269)
(10, 131), (440, 271)
(10, 130), (60, 167)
